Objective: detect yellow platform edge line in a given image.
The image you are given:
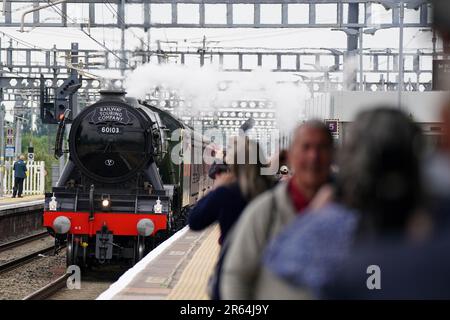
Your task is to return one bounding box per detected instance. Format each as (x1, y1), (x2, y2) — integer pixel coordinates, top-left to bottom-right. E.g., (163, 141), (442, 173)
(166, 225), (220, 300)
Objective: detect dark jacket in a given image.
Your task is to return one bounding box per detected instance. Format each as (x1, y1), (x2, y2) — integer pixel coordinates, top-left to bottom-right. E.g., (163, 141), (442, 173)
(188, 182), (248, 300)
(322, 232), (450, 299)
(188, 182), (247, 245)
(13, 159), (27, 179)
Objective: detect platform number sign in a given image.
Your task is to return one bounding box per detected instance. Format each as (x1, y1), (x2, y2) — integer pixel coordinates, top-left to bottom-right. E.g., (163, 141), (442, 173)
(325, 119), (339, 137)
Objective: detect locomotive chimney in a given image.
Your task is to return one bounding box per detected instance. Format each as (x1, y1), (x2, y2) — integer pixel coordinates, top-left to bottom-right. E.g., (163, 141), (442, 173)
(98, 89), (127, 102)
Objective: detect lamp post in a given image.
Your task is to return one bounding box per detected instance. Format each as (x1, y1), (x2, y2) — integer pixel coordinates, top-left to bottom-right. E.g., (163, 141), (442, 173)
(319, 48), (345, 90)
(331, 27), (365, 91)
(359, 29), (364, 91)
(14, 114), (27, 159)
(365, 28), (396, 92)
(398, 2), (405, 108)
(373, 0), (428, 107)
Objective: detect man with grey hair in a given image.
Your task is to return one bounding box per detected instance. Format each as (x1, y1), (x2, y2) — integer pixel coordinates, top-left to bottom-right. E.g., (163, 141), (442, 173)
(220, 120), (333, 299)
(12, 154), (27, 198)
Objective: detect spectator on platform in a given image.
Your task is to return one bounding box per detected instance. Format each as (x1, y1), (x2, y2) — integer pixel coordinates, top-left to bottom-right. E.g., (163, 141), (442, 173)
(189, 136), (273, 244)
(315, 4), (450, 299)
(337, 98), (450, 299)
(269, 149), (289, 182)
(423, 96), (450, 228)
(188, 136), (274, 300)
(319, 97), (450, 299)
(220, 120), (333, 300)
(263, 108), (432, 299)
(12, 155), (27, 198)
(278, 165), (291, 182)
(208, 161), (229, 180)
(208, 160), (231, 188)
(321, 223), (450, 299)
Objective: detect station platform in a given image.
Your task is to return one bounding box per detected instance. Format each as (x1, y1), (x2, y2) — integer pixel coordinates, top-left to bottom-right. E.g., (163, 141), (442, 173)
(0, 195), (45, 242)
(0, 195), (44, 213)
(97, 225), (220, 300)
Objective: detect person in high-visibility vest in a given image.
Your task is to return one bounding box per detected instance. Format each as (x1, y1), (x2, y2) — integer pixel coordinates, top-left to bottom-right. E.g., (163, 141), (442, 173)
(12, 155), (27, 198)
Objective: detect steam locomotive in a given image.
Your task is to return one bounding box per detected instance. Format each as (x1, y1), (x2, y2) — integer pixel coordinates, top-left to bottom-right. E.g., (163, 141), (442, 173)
(43, 90), (217, 267)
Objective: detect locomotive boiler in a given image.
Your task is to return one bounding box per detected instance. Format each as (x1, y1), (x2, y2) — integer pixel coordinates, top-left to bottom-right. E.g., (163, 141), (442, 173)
(43, 90), (215, 267)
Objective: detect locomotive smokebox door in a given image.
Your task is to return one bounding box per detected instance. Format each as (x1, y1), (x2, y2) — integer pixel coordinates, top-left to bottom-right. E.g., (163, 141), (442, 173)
(95, 227), (113, 261)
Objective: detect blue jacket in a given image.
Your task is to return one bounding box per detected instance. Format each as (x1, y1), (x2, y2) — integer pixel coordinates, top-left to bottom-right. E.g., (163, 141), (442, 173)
(13, 159), (27, 178)
(188, 183), (247, 245)
(263, 203), (358, 295)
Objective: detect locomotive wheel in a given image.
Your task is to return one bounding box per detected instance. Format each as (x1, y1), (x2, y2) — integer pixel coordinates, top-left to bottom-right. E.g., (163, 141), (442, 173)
(138, 242), (145, 261)
(66, 234), (74, 266)
(66, 235), (85, 268)
(134, 237), (145, 265)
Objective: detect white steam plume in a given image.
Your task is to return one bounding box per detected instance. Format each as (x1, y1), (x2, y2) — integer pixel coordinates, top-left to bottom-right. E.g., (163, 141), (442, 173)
(124, 63), (311, 134)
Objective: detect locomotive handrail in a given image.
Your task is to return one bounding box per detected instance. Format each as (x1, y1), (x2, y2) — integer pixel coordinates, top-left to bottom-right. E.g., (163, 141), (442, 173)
(134, 194), (138, 214)
(89, 184), (94, 220)
(74, 188), (79, 212)
(54, 109), (71, 159)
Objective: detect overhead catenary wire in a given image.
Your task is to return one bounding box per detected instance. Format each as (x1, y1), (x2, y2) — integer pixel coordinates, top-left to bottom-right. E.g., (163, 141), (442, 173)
(102, 0), (151, 51)
(45, 0), (132, 69)
(0, 30), (49, 51)
(164, 28), (313, 44)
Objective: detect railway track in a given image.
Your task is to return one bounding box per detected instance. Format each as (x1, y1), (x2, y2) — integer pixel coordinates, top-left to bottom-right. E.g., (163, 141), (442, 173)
(23, 274), (70, 300)
(0, 231), (49, 253)
(23, 268), (123, 300)
(0, 245), (57, 274)
(0, 232), (67, 300)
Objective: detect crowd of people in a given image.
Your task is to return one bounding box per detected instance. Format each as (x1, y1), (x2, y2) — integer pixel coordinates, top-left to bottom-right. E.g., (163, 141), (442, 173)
(188, 98), (450, 300)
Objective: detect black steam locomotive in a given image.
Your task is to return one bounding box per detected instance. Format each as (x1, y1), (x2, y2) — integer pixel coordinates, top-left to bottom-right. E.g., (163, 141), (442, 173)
(43, 90), (216, 267)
